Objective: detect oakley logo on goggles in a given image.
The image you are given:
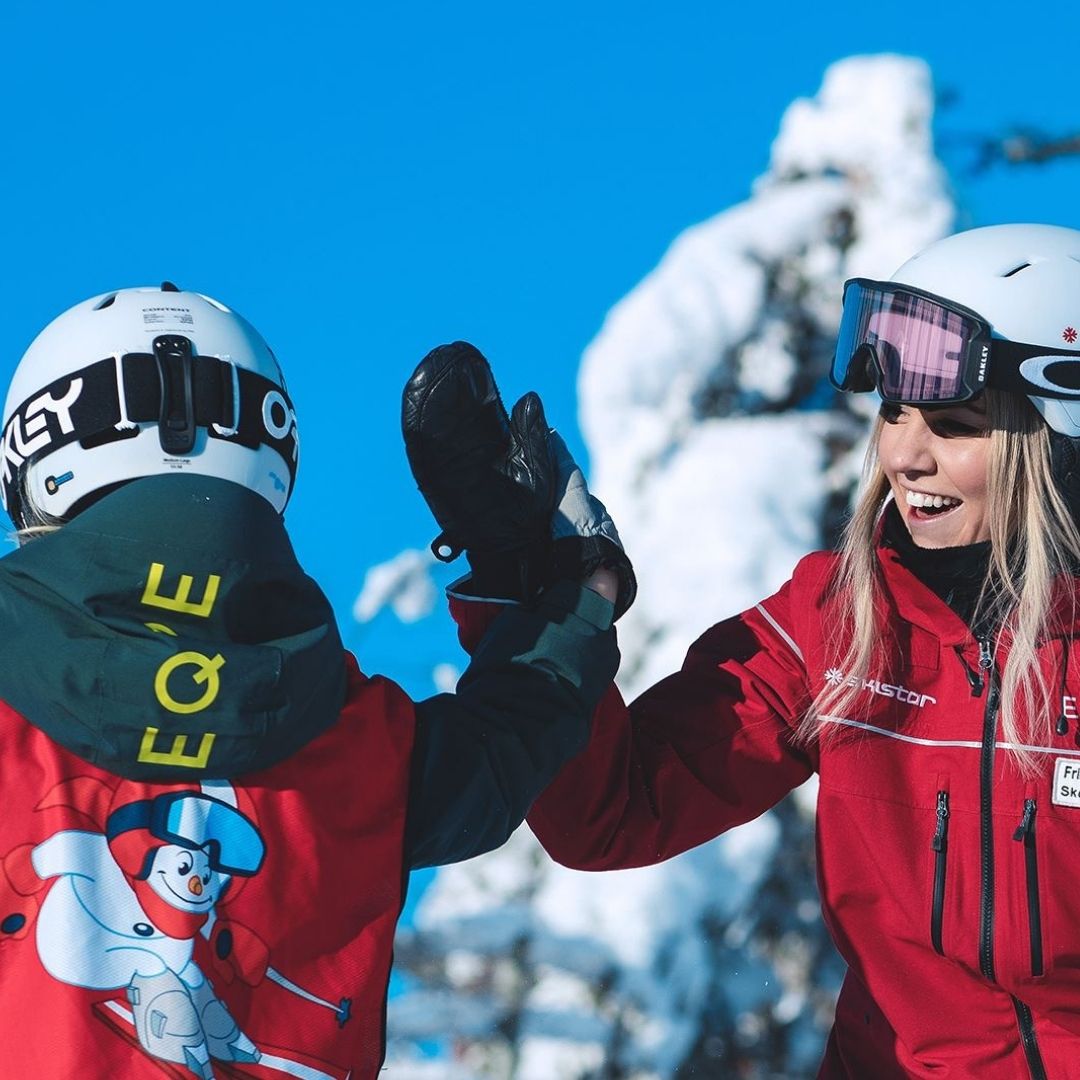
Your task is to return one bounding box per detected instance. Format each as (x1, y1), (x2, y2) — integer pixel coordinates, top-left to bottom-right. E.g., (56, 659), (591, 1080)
(831, 279), (1080, 404)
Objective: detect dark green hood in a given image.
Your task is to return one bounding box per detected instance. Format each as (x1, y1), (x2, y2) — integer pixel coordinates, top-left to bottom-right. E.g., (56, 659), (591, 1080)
(0, 474), (345, 780)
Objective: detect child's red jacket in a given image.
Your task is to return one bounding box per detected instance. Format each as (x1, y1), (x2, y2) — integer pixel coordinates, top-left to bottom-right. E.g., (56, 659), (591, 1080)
(0, 475), (617, 1079)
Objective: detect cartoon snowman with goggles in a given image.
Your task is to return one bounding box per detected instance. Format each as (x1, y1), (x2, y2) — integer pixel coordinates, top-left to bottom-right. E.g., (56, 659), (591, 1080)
(30, 781), (264, 1078)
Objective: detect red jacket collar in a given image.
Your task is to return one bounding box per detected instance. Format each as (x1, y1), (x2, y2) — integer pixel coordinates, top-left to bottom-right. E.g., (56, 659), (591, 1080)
(875, 544), (973, 647)
(875, 542), (1080, 646)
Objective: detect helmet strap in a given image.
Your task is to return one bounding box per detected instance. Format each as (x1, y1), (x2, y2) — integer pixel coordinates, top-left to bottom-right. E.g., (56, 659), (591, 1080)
(1049, 430), (1080, 520)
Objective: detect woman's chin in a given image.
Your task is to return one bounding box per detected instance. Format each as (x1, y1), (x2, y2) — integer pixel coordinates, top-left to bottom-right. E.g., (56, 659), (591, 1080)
(903, 506), (985, 549)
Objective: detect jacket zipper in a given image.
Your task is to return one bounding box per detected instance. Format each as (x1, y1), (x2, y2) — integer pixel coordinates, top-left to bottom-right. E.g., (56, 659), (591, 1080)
(974, 638), (1048, 1080)
(977, 637), (999, 982)
(930, 790), (949, 955)
(955, 645), (984, 697)
(957, 640), (1048, 1079)
(1012, 997), (1047, 1080)
(1013, 799), (1043, 977)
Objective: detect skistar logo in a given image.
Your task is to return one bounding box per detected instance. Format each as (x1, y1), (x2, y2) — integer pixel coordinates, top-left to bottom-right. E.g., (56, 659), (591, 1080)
(822, 668), (937, 708)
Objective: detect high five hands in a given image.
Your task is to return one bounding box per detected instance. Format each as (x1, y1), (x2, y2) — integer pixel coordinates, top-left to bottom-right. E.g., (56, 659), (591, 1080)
(402, 342), (635, 618)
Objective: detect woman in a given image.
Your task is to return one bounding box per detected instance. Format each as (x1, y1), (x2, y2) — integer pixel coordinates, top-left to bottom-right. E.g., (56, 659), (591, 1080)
(525, 224), (1080, 1078)
(0, 288), (626, 1078)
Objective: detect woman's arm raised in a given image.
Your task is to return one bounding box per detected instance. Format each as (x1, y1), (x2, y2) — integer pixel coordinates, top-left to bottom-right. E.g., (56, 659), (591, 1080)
(528, 578), (817, 870)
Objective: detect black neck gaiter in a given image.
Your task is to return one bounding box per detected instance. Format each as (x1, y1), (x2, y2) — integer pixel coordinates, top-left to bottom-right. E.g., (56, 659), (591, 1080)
(880, 501), (996, 636)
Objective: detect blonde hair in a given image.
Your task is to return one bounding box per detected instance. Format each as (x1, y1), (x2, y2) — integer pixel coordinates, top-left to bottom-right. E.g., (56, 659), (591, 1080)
(8, 481), (65, 545)
(8, 524), (61, 546)
(804, 390), (1080, 774)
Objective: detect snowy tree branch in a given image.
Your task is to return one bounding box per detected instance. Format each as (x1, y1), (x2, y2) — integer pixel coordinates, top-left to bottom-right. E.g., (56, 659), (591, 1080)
(970, 129), (1080, 172)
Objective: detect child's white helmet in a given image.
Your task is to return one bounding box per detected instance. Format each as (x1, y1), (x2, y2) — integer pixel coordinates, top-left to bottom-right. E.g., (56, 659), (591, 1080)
(1, 284), (298, 528)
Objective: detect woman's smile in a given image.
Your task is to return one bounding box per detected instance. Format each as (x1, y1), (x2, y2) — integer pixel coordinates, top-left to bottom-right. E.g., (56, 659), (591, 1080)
(901, 486), (964, 526)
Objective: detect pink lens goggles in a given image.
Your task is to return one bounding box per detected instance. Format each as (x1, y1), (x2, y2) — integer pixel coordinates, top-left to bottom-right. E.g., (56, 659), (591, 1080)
(831, 280), (990, 403)
(831, 278), (1080, 406)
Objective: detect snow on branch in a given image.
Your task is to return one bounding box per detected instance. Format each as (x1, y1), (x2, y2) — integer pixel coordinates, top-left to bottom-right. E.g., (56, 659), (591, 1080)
(353, 548), (438, 623)
(944, 126), (1080, 173)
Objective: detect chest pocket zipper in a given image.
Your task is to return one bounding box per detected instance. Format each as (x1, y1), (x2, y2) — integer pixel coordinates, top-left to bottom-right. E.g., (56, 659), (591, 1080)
(1013, 799), (1044, 977)
(931, 790), (950, 955)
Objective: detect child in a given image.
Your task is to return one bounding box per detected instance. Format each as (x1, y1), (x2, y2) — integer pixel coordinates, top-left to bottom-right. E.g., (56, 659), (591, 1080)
(0, 285), (624, 1079)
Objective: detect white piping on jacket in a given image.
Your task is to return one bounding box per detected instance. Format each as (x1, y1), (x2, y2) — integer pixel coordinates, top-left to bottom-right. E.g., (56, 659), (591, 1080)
(821, 715), (1080, 758)
(755, 603), (804, 662)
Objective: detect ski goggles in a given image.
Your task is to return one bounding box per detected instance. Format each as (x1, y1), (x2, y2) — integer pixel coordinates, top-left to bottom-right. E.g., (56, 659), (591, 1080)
(830, 279), (1080, 405)
(108, 791), (265, 875)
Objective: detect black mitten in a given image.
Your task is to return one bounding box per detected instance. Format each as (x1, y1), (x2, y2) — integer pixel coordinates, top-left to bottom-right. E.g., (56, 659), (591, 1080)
(402, 342), (557, 600)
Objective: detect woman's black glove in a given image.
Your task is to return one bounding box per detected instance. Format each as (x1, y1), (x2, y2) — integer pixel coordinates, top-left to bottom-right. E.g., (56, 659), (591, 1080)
(402, 340), (636, 616)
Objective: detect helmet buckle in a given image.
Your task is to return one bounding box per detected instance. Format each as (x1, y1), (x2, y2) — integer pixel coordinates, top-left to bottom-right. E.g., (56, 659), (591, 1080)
(154, 335), (196, 456)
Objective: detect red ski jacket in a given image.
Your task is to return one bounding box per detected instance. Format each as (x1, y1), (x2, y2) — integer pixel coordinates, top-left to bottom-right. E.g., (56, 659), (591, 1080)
(528, 545), (1080, 1079)
(0, 476), (618, 1080)
(0, 659), (416, 1080)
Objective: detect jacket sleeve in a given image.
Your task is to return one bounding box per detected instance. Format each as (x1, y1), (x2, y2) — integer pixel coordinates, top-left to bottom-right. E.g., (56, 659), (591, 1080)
(527, 576), (817, 870)
(404, 579), (619, 870)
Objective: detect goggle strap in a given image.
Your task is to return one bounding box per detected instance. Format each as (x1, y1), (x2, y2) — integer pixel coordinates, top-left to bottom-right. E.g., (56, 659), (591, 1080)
(1, 349), (297, 505)
(988, 340), (1080, 399)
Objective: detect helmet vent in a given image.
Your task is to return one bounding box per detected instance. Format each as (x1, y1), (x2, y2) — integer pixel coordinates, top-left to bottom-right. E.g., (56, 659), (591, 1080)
(1001, 262), (1032, 278)
(197, 293), (232, 313)
(93, 294), (117, 310)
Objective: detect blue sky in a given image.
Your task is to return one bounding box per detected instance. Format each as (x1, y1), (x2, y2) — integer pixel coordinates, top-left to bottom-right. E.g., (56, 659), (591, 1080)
(2, 2), (1078, 698)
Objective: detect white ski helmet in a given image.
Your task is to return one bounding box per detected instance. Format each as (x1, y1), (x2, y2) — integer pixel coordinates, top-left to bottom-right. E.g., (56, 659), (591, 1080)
(889, 223), (1080, 436)
(1, 284), (298, 529)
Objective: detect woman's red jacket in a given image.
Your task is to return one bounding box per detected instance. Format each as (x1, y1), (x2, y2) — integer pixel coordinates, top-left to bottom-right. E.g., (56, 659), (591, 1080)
(528, 546), (1080, 1079)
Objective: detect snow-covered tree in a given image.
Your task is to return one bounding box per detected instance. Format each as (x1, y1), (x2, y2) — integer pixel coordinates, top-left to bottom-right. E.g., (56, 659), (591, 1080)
(382, 54), (954, 1079)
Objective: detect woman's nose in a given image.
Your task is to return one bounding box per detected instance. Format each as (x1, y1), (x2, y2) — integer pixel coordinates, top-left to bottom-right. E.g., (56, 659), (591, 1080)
(884, 415), (936, 475)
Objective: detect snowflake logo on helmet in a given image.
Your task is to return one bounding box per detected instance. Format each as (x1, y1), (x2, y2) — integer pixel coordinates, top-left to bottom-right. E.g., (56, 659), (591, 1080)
(1064, 327), (1078, 345)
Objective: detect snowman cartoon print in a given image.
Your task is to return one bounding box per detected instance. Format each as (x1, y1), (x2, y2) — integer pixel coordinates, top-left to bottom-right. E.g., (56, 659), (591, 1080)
(30, 777), (266, 1078)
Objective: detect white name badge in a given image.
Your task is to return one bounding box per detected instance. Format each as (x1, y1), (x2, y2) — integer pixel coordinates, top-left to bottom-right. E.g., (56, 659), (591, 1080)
(1052, 758), (1080, 808)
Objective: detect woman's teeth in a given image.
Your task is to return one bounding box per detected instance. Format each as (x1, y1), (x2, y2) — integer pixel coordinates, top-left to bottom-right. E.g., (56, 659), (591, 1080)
(905, 491), (960, 509)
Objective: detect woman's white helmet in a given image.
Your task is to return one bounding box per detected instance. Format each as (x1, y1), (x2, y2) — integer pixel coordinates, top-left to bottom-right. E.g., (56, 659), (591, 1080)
(1, 284), (298, 529)
(890, 223), (1080, 436)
